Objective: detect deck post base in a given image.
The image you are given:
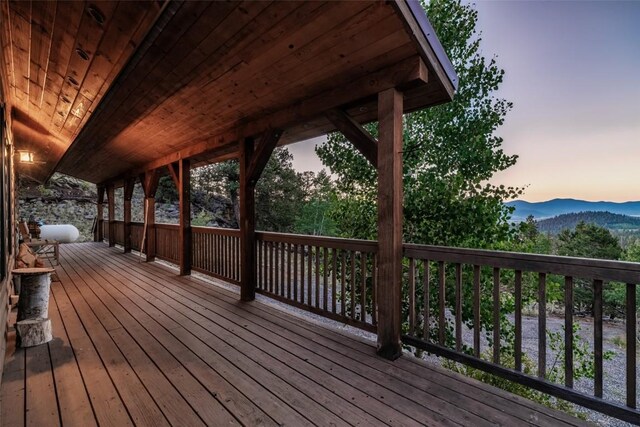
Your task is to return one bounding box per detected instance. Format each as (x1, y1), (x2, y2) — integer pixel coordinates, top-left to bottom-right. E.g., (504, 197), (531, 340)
(376, 343), (402, 360)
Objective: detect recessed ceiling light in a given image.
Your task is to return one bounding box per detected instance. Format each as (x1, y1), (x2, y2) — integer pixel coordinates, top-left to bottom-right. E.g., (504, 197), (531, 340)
(76, 47), (89, 61)
(87, 5), (105, 25)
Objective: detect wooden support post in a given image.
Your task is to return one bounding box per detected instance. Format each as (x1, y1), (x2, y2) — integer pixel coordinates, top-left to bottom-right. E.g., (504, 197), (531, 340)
(123, 179), (135, 253)
(142, 169), (160, 261)
(177, 160), (191, 275)
(376, 87), (403, 360)
(240, 129), (282, 301)
(107, 184), (115, 247)
(95, 185), (105, 242)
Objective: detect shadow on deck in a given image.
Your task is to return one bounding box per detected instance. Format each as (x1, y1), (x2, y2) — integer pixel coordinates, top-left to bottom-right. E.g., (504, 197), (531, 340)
(1, 243), (586, 426)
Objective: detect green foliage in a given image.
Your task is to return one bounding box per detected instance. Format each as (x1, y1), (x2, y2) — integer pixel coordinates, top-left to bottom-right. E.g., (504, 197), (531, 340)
(192, 148), (331, 233)
(538, 211), (640, 234)
(556, 222), (624, 316)
(445, 350), (585, 419)
(191, 210), (214, 227)
(316, 0), (522, 248)
(556, 221), (622, 260)
(156, 176), (178, 204)
(546, 324), (615, 384)
(294, 170), (338, 236)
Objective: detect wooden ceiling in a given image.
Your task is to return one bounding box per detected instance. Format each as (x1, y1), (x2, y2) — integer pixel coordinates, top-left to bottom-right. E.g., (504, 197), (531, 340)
(0, 1), (456, 184)
(0, 0), (162, 182)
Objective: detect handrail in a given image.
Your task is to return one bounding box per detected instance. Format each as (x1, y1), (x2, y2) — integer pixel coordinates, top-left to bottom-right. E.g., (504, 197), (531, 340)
(257, 231), (377, 253)
(404, 243), (640, 283)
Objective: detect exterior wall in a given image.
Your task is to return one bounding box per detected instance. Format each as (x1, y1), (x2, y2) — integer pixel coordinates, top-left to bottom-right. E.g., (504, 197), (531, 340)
(0, 106), (16, 382)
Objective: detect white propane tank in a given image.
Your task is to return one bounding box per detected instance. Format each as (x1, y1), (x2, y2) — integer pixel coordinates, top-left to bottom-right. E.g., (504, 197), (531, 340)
(39, 224), (80, 243)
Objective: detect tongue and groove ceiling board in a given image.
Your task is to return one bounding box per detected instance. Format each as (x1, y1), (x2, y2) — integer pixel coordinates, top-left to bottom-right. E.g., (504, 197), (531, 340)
(0, 0), (162, 182)
(1, 0), (456, 184)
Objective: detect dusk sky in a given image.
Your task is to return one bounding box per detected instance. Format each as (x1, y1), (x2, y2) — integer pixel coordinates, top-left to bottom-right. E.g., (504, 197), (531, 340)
(289, 1), (640, 203)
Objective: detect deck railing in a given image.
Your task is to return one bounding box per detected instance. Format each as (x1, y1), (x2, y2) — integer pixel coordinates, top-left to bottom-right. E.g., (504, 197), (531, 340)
(99, 222), (639, 422)
(192, 226), (240, 284)
(256, 232), (377, 331)
(401, 244), (639, 423)
(130, 222), (144, 252)
(154, 223), (179, 263)
(112, 220), (125, 246)
(102, 220), (109, 241)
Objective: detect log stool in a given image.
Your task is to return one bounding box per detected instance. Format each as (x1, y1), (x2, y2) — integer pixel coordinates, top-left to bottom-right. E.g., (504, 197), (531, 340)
(12, 267), (55, 347)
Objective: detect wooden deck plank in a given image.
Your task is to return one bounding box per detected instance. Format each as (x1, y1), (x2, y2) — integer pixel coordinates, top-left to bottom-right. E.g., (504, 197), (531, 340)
(56, 258), (224, 427)
(24, 323), (60, 427)
(2, 243), (587, 427)
(47, 288), (97, 427)
(1, 314), (25, 427)
(48, 280), (133, 427)
(58, 258), (208, 426)
(60, 248), (261, 427)
(69, 243), (364, 426)
(153, 259), (582, 427)
(98, 243), (587, 427)
(76, 245), (421, 426)
(79, 245), (484, 426)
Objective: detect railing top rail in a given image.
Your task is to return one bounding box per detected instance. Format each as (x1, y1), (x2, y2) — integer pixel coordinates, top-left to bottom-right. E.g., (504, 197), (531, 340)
(404, 243), (640, 283)
(192, 226), (240, 236)
(256, 231), (377, 253)
(155, 222), (179, 228)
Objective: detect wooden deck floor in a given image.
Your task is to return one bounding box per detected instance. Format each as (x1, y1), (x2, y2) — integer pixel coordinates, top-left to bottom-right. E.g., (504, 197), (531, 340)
(1, 243), (586, 426)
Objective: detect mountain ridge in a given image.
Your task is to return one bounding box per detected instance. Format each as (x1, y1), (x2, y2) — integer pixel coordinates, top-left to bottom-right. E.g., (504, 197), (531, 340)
(506, 198), (640, 221)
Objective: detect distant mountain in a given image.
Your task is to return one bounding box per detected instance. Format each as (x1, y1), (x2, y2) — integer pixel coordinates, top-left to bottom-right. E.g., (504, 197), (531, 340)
(506, 198), (640, 221)
(537, 211), (640, 234)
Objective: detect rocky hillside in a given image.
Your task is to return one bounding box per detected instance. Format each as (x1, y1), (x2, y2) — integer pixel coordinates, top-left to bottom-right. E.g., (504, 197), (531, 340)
(18, 173), (236, 242)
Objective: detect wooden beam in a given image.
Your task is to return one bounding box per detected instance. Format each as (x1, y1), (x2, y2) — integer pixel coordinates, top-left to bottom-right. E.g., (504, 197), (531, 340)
(122, 56), (426, 179)
(376, 87), (404, 360)
(142, 168), (160, 199)
(123, 178), (135, 253)
(239, 130), (281, 302)
(95, 185), (105, 242)
(167, 162), (180, 188)
(140, 169), (160, 261)
(247, 129), (283, 183)
(178, 159), (191, 275)
(106, 184), (115, 247)
(325, 109), (378, 167)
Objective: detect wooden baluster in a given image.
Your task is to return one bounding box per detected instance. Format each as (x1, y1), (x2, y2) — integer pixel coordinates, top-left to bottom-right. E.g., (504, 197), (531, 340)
(341, 251), (347, 317)
(324, 247), (329, 310)
(269, 241), (274, 294)
(438, 261), (445, 345)
(538, 272), (546, 378)
(564, 276), (574, 387)
(515, 270), (522, 370)
(279, 242), (287, 297)
(455, 263), (462, 352)
(300, 245), (306, 304)
(351, 252), (356, 320)
(287, 243), (292, 300)
(315, 246), (321, 308)
(293, 244), (298, 302)
(423, 259), (430, 341)
(409, 258), (416, 336)
(256, 240), (261, 289)
(372, 255), (378, 326)
(360, 252), (367, 322)
(473, 265), (481, 358)
(307, 245), (312, 306)
(493, 267), (500, 364)
(594, 279), (603, 398)
(332, 249), (337, 313)
(627, 283), (637, 408)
